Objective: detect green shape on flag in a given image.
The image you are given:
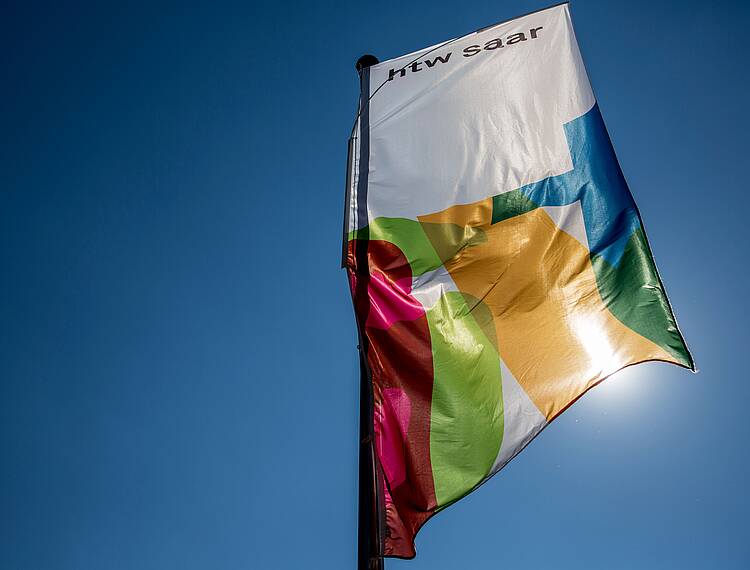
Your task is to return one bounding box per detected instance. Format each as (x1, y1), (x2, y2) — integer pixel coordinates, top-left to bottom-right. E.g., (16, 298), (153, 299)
(351, 217), (443, 277)
(592, 226), (694, 368)
(426, 291), (504, 508)
(491, 189), (539, 224)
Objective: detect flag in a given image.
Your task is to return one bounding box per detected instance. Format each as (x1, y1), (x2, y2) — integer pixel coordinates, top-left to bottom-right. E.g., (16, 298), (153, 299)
(344, 2), (693, 559)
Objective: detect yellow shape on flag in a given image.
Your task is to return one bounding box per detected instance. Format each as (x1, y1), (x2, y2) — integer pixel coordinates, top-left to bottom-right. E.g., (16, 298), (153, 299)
(420, 201), (677, 420)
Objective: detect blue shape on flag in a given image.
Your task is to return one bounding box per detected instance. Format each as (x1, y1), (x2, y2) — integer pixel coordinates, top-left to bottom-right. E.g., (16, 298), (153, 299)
(509, 103), (641, 267)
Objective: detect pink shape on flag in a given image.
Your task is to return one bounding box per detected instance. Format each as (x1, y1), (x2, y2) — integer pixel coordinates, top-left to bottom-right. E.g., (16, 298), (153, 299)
(366, 271), (424, 330)
(374, 387), (412, 489)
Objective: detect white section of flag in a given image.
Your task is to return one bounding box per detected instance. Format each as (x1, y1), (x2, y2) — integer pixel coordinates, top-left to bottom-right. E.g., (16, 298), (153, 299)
(350, 4), (594, 230)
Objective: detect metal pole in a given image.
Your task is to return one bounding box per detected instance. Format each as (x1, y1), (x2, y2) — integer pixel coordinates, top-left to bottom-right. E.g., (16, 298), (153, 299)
(353, 53), (383, 570)
(357, 348), (384, 570)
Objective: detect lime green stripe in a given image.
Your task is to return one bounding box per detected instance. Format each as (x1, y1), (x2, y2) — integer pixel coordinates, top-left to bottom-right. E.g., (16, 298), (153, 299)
(350, 218), (442, 277)
(426, 291), (504, 508)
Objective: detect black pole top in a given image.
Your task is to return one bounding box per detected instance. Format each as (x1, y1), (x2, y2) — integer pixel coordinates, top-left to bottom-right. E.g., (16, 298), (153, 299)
(355, 54), (379, 73)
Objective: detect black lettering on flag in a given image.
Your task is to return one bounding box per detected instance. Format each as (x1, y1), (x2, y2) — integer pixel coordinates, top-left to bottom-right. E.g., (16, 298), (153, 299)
(484, 38), (503, 50)
(388, 68), (406, 81)
(424, 53), (452, 67)
(530, 26), (543, 39)
(506, 32), (527, 45)
(462, 45), (481, 57)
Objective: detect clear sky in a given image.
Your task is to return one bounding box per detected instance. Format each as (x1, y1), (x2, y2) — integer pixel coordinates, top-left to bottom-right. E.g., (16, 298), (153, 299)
(2, 1), (748, 568)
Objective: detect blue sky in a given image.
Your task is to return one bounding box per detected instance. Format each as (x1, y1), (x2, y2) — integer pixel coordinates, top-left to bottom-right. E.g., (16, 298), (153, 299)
(2, 1), (748, 568)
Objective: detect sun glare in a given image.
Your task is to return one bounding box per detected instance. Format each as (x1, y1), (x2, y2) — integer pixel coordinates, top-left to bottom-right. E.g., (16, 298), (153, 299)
(595, 365), (645, 401)
(571, 314), (622, 380)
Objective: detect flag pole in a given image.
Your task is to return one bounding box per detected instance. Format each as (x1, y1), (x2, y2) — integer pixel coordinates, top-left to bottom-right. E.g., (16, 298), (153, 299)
(354, 53), (384, 570)
(357, 347), (384, 570)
